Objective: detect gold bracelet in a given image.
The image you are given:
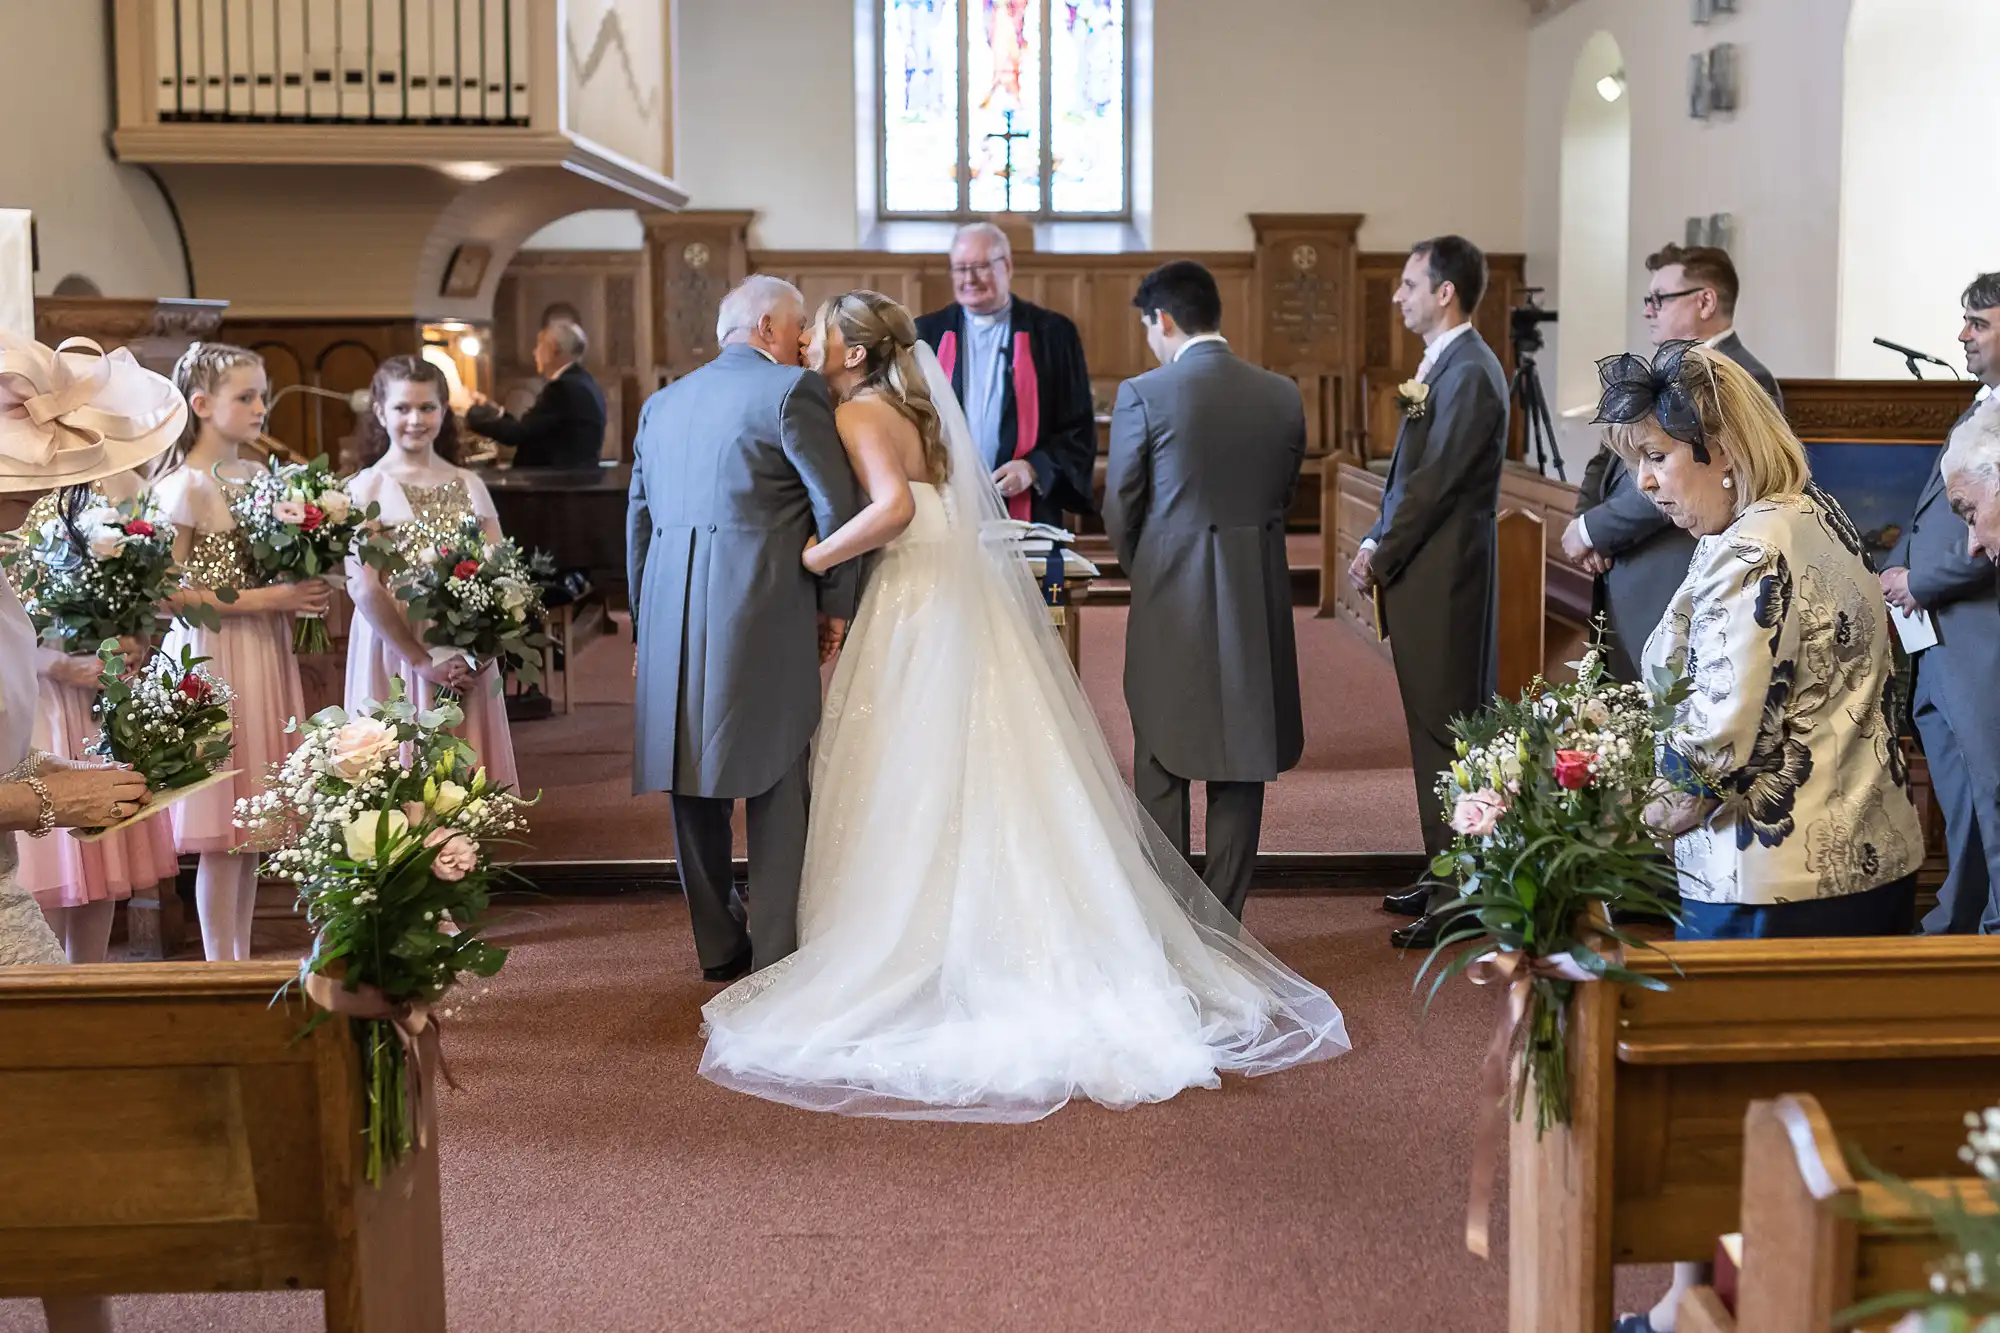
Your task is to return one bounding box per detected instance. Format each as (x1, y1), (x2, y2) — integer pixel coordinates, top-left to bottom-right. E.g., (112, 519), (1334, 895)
(16, 772), (55, 839)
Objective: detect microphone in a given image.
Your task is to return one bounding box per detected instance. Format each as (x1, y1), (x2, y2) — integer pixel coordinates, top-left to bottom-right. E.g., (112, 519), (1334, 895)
(1872, 336), (1963, 380)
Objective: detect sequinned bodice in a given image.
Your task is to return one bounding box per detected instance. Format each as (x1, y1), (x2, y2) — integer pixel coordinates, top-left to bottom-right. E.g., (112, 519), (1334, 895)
(388, 480), (477, 558)
(180, 479), (254, 590)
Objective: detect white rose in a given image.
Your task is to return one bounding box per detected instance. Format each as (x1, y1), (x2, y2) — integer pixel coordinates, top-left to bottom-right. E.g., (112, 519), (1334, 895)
(79, 506), (120, 530)
(317, 490), (351, 522)
(1398, 379), (1430, 404)
(87, 526), (127, 559)
(430, 779), (467, 815)
(1580, 698), (1612, 728)
(342, 809), (409, 864)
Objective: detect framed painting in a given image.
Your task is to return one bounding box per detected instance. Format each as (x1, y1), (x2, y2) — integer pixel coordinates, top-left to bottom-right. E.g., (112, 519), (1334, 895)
(1802, 440), (1939, 563)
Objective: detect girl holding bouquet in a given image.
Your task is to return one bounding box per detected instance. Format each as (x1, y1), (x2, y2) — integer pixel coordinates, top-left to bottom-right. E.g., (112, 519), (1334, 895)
(11, 482), (180, 963)
(152, 342), (331, 961)
(344, 356), (519, 790)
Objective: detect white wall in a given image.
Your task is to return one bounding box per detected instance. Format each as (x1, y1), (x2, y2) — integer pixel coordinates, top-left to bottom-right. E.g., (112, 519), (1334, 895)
(563, 0), (1530, 255)
(1551, 32), (1630, 479)
(0, 0), (188, 298)
(1525, 0), (1851, 383)
(1837, 0), (2000, 377)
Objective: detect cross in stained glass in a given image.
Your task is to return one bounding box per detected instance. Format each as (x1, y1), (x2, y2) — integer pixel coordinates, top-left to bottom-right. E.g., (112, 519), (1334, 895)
(984, 109), (1032, 211)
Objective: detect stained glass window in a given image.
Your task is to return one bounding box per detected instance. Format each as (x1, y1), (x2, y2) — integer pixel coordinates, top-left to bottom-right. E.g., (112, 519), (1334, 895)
(880, 0), (1127, 218)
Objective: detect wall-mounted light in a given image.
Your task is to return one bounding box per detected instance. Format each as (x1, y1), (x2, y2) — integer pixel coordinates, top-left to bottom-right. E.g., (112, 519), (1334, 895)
(438, 161), (502, 184)
(458, 334), (483, 357)
(1596, 70), (1626, 103)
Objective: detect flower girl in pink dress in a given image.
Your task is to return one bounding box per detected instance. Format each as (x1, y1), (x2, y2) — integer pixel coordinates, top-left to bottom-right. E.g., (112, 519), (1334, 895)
(152, 344), (332, 961)
(343, 355), (519, 790)
(13, 481), (181, 963)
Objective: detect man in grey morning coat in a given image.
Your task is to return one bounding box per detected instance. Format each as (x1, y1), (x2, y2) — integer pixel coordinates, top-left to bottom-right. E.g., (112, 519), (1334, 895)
(1562, 243), (1784, 681)
(1346, 236), (1508, 948)
(626, 276), (862, 981)
(1880, 271), (2000, 935)
(1105, 260), (1306, 921)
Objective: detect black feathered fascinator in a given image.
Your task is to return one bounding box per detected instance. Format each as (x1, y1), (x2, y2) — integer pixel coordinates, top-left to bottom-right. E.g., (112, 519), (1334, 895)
(1592, 339), (1711, 463)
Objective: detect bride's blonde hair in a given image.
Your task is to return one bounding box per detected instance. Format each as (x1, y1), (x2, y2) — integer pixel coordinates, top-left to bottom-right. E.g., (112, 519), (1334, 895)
(813, 290), (951, 484)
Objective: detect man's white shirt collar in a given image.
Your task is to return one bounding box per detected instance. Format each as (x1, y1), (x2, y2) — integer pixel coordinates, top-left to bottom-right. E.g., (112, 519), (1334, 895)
(967, 306), (1009, 329)
(1417, 320), (1473, 377)
(1174, 333), (1229, 362)
(748, 345), (778, 364)
(1702, 327), (1736, 349)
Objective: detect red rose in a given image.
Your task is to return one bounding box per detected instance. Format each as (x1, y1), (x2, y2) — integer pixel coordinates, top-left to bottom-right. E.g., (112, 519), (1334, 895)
(177, 672), (210, 705)
(123, 519), (156, 537)
(300, 503), (325, 532)
(452, 559), (480, 580)
(1553, 749), (1597, 790)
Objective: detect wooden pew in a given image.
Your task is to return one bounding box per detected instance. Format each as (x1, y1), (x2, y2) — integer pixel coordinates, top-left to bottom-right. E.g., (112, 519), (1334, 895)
(1509, 936), (2000, 1333)
(0, 962), (445, 1332)
(1678, 1092), (1992, 1333)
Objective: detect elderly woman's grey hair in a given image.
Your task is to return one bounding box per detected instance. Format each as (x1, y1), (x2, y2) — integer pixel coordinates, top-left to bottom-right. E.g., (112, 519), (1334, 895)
(950, 221), (1012, 260)
(544, 316), (588, 359)
(715, 275), (805, 344)
(1942, 395), (2000, 488)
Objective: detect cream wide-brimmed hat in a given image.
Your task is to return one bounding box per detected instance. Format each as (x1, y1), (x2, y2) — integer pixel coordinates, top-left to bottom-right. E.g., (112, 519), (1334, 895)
(0, 331), (188, 494)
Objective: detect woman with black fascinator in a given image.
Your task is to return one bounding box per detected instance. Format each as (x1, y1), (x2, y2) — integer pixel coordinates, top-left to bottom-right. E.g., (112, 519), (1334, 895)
(1595, 340), (1925, 1333)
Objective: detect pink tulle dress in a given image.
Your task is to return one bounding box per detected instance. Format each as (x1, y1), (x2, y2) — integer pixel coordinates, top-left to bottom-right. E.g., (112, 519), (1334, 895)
(152, 465), (307, 855)
(343, 465), (518, 791)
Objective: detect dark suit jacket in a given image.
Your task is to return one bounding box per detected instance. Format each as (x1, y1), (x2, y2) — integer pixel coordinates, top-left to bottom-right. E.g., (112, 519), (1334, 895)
(470, 363), (608, 469)
(1575, 331), (1782, 680)
(914, 297), (1096, 525)
(1104, 340), (1305, 781)
(1884, 402), (2000, 783)
(1364, 326), (1509, 702)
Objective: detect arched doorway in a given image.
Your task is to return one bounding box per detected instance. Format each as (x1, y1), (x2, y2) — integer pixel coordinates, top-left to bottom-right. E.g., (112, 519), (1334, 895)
(1554, 31), (1631, 477)
(1837, 0), (2000, 376)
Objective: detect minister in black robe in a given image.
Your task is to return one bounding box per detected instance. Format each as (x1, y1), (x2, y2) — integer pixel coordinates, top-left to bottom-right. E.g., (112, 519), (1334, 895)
(913, 224), (1097, 527)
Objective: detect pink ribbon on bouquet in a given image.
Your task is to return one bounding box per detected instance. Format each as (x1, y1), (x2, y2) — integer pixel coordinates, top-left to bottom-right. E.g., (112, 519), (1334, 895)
(1461, 946), (1604, 1260)
(303, 971), (459, 1147)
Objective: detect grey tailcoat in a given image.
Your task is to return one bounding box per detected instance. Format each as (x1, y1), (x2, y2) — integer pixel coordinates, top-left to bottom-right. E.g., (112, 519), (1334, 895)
(1885, 406), (2000, 787)
(626, 344), (862, 799)
(1574, 331), (1781, 680)
(1104, 339), (1306, 782)
(1365, 327), (1508, 702)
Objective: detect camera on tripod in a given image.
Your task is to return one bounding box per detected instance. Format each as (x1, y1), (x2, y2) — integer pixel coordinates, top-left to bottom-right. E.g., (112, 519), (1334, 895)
(1509, 288), (1559, 357)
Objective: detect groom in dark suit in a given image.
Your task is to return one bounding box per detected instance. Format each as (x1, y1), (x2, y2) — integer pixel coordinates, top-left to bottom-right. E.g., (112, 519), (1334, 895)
(1561, 243), (1782, 681)
(1345, 236), (1509, 948)
(1105, 260), (1306, 920)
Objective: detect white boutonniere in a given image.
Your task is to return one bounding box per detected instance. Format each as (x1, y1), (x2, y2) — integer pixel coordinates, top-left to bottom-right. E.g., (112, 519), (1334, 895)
(1396, 379), (1430, 420)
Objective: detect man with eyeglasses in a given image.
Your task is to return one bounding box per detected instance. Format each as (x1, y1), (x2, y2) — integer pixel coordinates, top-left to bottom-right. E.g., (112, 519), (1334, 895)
(1561, 243), (1782, 680)
(914, 222), (1097, 526)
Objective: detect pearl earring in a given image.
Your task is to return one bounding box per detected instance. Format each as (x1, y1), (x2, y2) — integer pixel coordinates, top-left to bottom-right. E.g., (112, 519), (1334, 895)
(1722, 475), (1734, 490)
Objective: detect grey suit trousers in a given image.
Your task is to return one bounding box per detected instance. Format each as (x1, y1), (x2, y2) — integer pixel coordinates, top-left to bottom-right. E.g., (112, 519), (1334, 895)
(670, 748), (811, 971)
(1134, 730), (1266, 921)
(1913, 656), (2000, 934)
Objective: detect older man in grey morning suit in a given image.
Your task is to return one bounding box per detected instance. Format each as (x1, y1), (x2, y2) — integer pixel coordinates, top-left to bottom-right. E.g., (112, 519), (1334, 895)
(1105, 260), (1306, 921)
(627, 276), (862, 981)
(1881, 271), (2000, 935)
(1346, 236), (1509, 949)
(1562, 243), (1784, 680)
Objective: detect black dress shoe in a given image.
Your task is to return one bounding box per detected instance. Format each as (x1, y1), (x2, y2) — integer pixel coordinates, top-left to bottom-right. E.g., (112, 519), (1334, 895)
(1382, 885), (1432, 917)
(1390, 912), (1454, 950)
(701, 949), (753, 983)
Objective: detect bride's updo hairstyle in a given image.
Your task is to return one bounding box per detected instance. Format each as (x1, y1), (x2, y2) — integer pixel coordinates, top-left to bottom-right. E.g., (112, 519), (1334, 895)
(814, 290), (951, 484)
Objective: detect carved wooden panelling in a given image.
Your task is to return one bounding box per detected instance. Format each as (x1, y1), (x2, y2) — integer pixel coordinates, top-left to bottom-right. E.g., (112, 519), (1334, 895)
(1250, 215), (1361, 373)
(219, 318), (420, 466)
(1779, 380), (1980, 443)
(490, 248), (656, 457)
(643, 210), (753, 379)
(34, 297), (229, 376)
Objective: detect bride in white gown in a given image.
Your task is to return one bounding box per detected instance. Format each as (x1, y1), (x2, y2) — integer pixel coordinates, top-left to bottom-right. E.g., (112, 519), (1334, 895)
(699, 291), (1348, 1121)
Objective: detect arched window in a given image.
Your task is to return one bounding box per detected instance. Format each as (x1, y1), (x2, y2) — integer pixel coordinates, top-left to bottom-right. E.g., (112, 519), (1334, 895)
(880, 0), (1128, 219)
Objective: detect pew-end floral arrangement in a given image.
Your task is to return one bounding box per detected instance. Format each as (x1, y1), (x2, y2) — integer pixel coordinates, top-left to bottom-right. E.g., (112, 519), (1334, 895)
(235, 683), (523, 1184)
(1416, 635), (1688, 1257)
(395, 514), (553, 696)
(1846, 1106), (2000, 1333)
(227, 454), (395, 653)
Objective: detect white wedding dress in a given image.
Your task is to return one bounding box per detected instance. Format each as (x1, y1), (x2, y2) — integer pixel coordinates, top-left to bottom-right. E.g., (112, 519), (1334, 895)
(698, 344), (1348, 1121)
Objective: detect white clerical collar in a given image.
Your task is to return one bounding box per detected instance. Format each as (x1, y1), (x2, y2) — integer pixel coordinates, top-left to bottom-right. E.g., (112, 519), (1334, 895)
(1702, 327), (1737, 348)
(966, 306), (1009, 330)
(1424, 320), (1473, 355)
(1174, 333), (1229, 362)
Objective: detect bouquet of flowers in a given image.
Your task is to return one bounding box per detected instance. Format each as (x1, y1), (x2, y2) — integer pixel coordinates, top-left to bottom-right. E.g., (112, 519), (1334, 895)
(228, 454), (394, 653)
(236, 684), (522, 1184)
(394, 515), (553, 693)
(1848, 1107), (2000, 1331)
(2, 499), (195, 651)
(80, 641), (236, 837)
(1418, 638), (1688, 1136)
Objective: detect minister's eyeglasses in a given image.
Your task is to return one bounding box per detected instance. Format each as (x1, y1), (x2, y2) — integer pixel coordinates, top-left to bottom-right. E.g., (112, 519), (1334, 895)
(1643, 287), (1705, 314)
(950, 261), (1002, 280)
